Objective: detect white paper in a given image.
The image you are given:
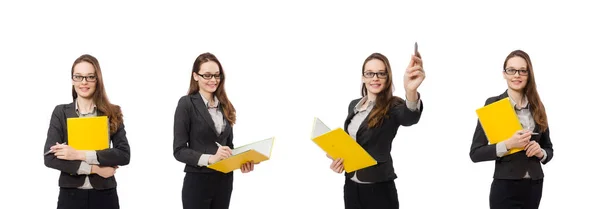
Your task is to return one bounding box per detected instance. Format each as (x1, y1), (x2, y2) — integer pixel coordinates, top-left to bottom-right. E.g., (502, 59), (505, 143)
(311, 117), (331, 139)
(232, 137), (275, 157)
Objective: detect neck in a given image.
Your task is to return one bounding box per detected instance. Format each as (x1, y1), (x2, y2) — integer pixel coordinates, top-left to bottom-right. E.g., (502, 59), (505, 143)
(77, 97), (94, 113)
(367, 92), (377, 103)
(507, 88), (526, 107)
(199, 90), (214, 104)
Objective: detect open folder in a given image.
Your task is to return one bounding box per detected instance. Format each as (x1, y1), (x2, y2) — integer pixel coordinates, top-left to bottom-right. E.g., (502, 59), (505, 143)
(67, 116), (110, 151)
(311, 117), (377, 173)
(475, 98), (523, 155)
(208, 137), (275, 173)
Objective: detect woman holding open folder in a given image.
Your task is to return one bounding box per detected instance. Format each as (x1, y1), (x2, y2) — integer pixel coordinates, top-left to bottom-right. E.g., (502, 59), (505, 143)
(43, 54), (131, 209)
(173, 52), (256, 209)
(469, 50), (554, 209)
(328, 52), (425, 209)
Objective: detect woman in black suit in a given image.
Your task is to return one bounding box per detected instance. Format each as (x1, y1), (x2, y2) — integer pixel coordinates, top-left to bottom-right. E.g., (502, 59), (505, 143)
(43, 54), (131, 209)
(328, 52), (425, 209)
(173, 52), (257, 209)
(470, 50), (554, 209)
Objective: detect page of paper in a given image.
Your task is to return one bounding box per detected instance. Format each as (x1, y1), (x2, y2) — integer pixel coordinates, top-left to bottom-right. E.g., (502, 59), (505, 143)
(311, 117), (331, 139)
(232, 137), (274, 157)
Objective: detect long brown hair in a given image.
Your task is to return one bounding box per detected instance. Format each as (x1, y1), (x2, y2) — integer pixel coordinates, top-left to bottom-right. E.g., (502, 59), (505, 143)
(361, 53), (404, 128)
(71, 54), (123, 134)
(187, 52), (236, 125)
(503, 50), (548, 132)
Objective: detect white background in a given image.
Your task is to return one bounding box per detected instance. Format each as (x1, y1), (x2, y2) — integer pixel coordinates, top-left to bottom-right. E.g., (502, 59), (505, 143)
(1, 0), (598, 208)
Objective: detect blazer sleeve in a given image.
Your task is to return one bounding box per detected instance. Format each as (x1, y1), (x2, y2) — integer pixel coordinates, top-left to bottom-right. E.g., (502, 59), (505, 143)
(96, 121), (131, 166)
(173, 96), (204, 166)
(391, 96), (423, 127)
(43, 105), (81, 174)
(539, 127), (554, 164)
(469, 98), (498, 162)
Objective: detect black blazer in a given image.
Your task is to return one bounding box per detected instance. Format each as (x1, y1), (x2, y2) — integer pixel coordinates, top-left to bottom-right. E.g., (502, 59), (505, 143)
(43, 102), (131, 189)
(173, 92), (234, 173)
(469, 91), (554, 180)
(343, 96), (423, 183)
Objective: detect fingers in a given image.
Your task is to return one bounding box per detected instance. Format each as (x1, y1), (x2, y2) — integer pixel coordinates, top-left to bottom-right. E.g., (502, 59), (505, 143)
(407, 70), (425, 80)
(412, 55), (423, 66)
(219, 146), (233, 156)
(330, 159), (344, 173)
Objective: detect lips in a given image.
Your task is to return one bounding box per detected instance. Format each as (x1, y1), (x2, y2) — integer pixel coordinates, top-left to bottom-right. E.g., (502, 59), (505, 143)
(79, 87), (90, 92)
(511, 80), (523, 85)
(369, 83), (381, 88)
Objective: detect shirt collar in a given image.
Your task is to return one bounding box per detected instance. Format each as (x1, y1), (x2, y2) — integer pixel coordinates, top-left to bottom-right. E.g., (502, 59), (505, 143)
(507, 94), (529, 110)
(200, 93), (219, 108)
(75, 99), (97, 114)
(353, 97), (375, 113)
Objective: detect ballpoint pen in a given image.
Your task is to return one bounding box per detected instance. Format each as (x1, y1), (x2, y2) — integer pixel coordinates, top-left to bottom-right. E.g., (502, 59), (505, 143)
(215, 142), (222, 147)
(44, 142), (66, 155)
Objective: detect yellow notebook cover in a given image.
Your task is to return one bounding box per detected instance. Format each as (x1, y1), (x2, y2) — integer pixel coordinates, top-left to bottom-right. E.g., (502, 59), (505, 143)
(311, 117), (377, 173)
(208, 137), (275, 173)
(67, 116), (110, 151)
(475, 98), (523, 155)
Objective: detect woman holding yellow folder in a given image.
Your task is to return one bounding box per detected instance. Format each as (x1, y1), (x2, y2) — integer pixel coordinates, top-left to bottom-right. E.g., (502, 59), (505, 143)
(43, 54), (131, 209)
(328, 51), (425, 209)
(173, 52), (256, 209)
(469, 50), (554, 209)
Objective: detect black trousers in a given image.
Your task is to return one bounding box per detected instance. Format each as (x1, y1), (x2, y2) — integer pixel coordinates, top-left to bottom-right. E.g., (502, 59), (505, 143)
(57, 187), (119, 209)
(490, 178), (544, 209)
(182, 172), (234, 209)
(344, 178), (399, 209)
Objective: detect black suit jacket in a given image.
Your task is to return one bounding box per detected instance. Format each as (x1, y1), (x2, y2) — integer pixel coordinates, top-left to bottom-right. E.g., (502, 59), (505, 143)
(469, 91), (554, 180)
(173, 92), (234, 173)
(343, 96), (423, 183)
(43, 102), (131, 189)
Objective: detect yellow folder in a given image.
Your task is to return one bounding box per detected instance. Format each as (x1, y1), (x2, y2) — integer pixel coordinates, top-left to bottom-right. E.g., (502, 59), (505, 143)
(67, 116), (110, 151)
(475, 98), (523, 155)
(208, 137), (275, 173)
(311, 117), (377, 173)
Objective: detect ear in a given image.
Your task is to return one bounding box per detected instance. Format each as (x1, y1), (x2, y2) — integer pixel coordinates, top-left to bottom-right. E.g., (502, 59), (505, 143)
(192, 72), (199, 81)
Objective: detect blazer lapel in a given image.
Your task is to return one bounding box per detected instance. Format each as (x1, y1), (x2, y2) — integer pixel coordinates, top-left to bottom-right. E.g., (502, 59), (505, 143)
(355, 113), (371, 145)
(65, 102), (79, 119)
(191, 93), (219, 136)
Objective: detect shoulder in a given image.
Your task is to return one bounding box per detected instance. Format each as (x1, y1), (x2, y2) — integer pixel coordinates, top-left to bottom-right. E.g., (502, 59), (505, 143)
(389, 96), (407, 110)
(348, 98), (362, 110)
(52, 103), (72, 113)
(484, 92), (507, 105)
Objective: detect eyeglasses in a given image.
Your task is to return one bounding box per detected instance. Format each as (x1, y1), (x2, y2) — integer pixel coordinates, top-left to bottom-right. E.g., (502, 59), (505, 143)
(72, 75), (97, 82)
(195, 72), (223, 80)
(504, 68), (529, 76)
(363, 72), (388, 79)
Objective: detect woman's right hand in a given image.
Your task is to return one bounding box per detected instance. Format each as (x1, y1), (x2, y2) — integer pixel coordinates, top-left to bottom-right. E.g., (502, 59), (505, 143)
(505, 130), (532, 149)
(208, 146), (233, 164)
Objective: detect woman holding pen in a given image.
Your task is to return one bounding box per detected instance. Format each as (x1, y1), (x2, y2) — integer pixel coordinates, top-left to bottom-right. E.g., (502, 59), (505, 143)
(469, 49), (554, 209)
(328, 49), (425, 209)
(43, 54), (131, 209)
(173, 52), (257, 209)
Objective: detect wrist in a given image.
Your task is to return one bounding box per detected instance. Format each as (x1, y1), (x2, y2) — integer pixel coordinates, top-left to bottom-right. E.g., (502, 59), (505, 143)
(405, 90), (418, 102)
(504, 141), (513, 150)
(90, 165), (98, 174)
(78, 151), (86, 161)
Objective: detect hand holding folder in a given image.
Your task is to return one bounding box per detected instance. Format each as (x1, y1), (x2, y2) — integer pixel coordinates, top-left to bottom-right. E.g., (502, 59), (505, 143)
(208, 137), (275, 173)
(475, 98), (525, 155)
(311, 117), (377, 173)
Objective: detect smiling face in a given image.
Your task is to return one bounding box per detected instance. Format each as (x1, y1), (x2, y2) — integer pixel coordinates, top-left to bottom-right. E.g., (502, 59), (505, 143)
(362, 58), (388, 96)
(72, 61), (97, 99)
(503, 56), (529, 92)
(193, 61), (221, 95)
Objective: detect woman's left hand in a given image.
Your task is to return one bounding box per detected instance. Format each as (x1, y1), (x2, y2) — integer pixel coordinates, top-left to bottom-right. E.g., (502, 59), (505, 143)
(241, 161), (258, 173)
(404, 55), (425, 92)
(524, 141), (544, 158)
